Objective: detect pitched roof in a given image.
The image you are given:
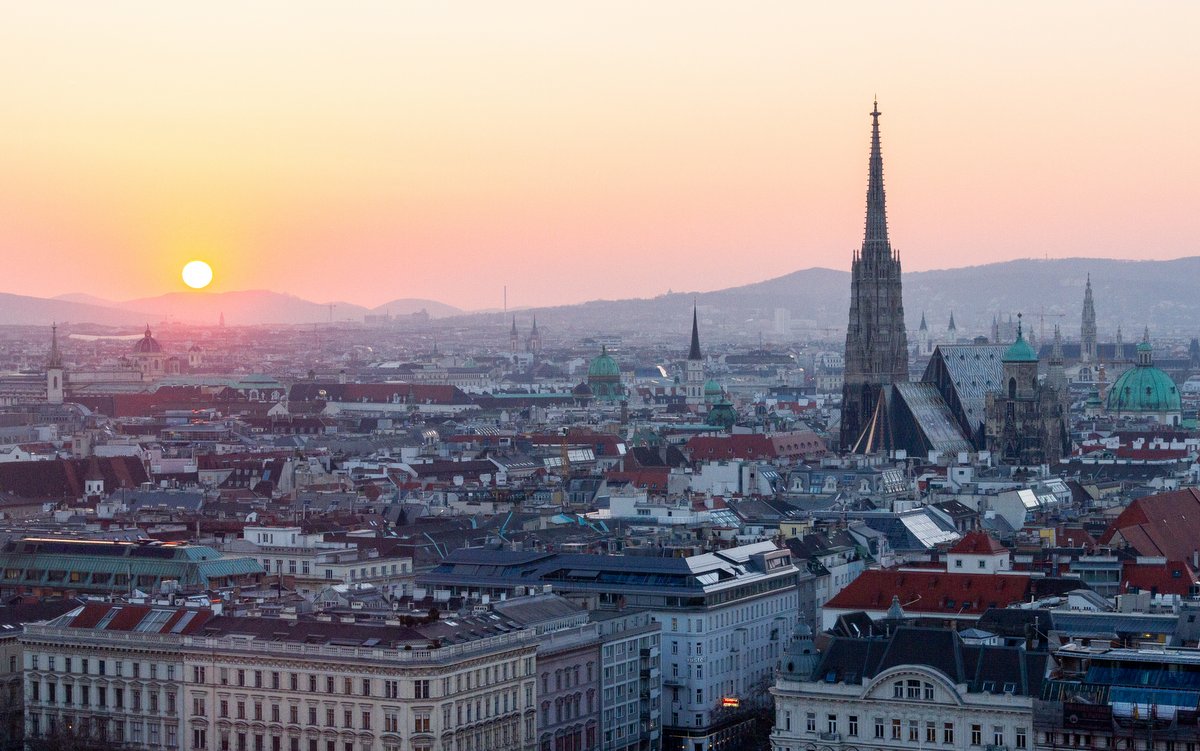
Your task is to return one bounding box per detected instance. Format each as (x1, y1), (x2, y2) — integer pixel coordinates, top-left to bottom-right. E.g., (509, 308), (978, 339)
(824, 568), (1033, 618)
(1099, 488), (1200, 560)
(949, 531), (1008, 555)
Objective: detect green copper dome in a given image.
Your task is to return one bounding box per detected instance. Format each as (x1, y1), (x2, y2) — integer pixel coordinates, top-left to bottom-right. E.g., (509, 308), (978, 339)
(1106, 338), (1181, 415)
(587, 347), (620, 378)
(1003, 320), (1038, 363)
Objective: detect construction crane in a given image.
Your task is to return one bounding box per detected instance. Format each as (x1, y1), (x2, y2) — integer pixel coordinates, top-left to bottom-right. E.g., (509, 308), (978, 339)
(1033, 306), (1067, 343)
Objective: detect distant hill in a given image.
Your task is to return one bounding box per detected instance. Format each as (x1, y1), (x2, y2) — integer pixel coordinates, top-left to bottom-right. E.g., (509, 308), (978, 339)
(464, 257), (1200, 341)
(113, 290), (372, 326)
(0, 292), (148, 327)
(371, 298), (463, 319)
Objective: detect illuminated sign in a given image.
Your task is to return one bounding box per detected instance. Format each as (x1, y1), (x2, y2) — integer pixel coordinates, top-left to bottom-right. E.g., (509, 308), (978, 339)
(721, 697), (740, 708)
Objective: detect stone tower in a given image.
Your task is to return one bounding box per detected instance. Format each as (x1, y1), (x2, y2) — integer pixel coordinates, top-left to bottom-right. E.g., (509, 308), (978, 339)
(46, 323), (64, 405)
(1081, 274), (1097, 363)
(841, 101), (909, 451)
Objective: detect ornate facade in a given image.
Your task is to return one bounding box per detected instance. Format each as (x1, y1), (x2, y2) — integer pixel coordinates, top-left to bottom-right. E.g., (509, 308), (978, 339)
(984, 317), (1069, 465)
(841, 102), (909, 451)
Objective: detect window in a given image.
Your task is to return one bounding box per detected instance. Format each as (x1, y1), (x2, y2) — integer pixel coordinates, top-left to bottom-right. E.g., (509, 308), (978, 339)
(827, 715), (837, 735)
(923, 682), (934, 700)
(892, 681), (903, 698)
(892, 719), (901, 740)
(1016, 728), (1027, 749)
(848, 716), (858, 737)
(806, 713), (816, 733)
(943, 722), (955, 744)
(909, 720), (919, 742)
(971, 724), (982, 746)
(874, 718), (884, 739)
(414, 680), (430, 699)
(926, 722), (936, 744)
(993, 726), (1005, 746)
(413, 711), (431, 733)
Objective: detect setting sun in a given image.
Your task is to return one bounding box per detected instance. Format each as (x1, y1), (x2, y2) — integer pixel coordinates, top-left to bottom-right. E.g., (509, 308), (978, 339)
(181, 260), (213, 290)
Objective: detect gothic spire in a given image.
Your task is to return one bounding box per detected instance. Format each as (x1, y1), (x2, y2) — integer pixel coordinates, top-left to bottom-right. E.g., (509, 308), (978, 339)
(1051, 324), (1064, 365)
(948, 311), (956, 332)
(48, 323), (62, 369)
(511, 316), (518, 336)
(918, 311), (927, 332)
(688, 305), (702, 361)
(862, 99), (891, 260)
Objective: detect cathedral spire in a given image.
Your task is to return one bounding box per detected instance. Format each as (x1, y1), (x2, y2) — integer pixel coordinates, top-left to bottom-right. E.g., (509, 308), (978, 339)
(688, 304), (702, 361)
(862, 99), (891, 260)
(47, 323), (63, 370)
(1051, 324), (1064, 365)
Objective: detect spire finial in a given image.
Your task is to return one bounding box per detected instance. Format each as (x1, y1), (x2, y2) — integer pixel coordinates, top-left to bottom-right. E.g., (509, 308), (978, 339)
(1016, 312), (1023, 339)
(862, 97), (890, 258)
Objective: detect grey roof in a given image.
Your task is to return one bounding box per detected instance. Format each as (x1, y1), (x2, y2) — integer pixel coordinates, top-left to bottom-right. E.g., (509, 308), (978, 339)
(491, 593), (584, 626)
(813, 626), (1047, 696)
(924, 344), (1007, 433)
(893, 382), (975, 453)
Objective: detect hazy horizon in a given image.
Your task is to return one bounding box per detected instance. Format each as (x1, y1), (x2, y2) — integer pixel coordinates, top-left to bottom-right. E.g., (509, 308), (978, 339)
(3, 2), (1198, 310)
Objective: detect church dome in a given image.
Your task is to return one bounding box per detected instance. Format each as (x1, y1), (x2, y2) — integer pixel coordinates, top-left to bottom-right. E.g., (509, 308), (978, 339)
(132, 325), (162, 354)
(703, 378), (723, 404)
(1106, 338), (1181, 415)
(587, 347), (620, 379)
(1002, 321), (1038, 363)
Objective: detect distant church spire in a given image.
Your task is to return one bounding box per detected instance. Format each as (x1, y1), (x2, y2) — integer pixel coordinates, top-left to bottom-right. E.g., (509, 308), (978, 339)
(1081, 274), (1097, 363)
(48, 323), (63, 370)
(688, 304), (703, 361)
(918, 311), (927, 332)
(1051, 324), (1064, 365)
(841, 100), (909, 452)
(948, 311), (956, 333)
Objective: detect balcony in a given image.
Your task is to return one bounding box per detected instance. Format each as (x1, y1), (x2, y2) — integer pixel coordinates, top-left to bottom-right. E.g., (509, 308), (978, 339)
(819, 733), (840, 742)
(986, 746), (1009, 751)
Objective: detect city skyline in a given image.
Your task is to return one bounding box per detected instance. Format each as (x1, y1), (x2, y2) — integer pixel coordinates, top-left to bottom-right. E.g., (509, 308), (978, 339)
(3, 2), (1198, 310)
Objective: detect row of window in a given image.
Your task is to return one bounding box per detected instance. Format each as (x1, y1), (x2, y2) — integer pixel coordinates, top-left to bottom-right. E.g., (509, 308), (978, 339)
(787, 710), (1028, 748)
(29, 654), (170, 679)
(29, 681), (174, 713)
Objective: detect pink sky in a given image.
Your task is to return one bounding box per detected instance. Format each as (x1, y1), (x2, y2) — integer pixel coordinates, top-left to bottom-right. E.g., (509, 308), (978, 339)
(1, 2), (1197, 310)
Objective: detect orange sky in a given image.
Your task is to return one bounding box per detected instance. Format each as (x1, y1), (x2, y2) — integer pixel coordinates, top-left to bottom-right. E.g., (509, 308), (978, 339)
(1, 1), (1197, 310)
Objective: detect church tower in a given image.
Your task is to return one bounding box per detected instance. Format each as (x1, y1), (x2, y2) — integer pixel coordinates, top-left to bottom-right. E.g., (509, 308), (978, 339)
(46, 324), (64, 405)
(685, 305), (705, 408)
(510, 317), (519, 354)
(525, 316), (541, 354)
(1081, 275), (1097, 363)
(917, 311), (930, 356)
(841, 100), (909, 451)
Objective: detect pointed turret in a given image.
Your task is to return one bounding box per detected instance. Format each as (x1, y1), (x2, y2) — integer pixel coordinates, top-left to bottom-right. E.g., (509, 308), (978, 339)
(1050, 324), (1064, 365)
(918, 311), (927, 332)
(948, 311), (956, 333)
(688, 305), (702, 361)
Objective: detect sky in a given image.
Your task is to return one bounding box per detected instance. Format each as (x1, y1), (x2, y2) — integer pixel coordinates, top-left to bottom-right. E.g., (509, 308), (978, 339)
(1, 1), (1197, 311)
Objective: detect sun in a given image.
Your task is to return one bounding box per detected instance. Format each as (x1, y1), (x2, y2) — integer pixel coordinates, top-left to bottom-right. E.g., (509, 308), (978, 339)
(181, 260), (214, 290)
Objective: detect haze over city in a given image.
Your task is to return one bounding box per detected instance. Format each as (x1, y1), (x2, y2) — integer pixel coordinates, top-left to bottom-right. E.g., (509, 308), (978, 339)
(3, 1), (1198, 310)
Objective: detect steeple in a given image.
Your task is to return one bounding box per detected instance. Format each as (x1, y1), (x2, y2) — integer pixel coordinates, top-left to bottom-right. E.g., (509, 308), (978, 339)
(1081, 274), (1097, 363)
(918, 311), (927, 332)
(948, 311), (957, 334)
(862, 99), (891, 261)
(47, 323), (63, 370)
(688, 305), (702, 361)
(841, 100), (909, 452)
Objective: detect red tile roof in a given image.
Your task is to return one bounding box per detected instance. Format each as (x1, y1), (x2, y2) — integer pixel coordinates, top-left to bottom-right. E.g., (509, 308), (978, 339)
(685, 435), (776, 462)
(948, 531), (1008, 555)
(1121, 560), (1198, 597)
(1100, 488), (1200, 561)
(824, 568), (1033, 617)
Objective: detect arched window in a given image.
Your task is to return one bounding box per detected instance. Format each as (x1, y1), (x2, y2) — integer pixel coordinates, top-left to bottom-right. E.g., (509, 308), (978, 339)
(1008, 378), (1016, 400)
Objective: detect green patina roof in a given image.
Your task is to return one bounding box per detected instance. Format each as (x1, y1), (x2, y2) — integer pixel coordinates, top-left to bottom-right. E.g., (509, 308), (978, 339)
(1106, 363), (1181, 413)
(1003, 326), (1038, 363)
(587, 347), (620, 379)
